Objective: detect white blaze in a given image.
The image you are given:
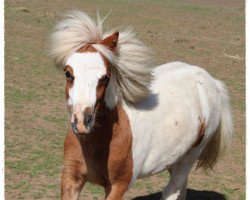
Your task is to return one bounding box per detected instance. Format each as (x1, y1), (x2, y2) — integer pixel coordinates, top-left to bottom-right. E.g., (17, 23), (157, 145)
(66, 52), (107, 111)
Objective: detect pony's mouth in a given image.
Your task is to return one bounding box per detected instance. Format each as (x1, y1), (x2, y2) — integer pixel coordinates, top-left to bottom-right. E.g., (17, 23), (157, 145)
(71, 124), (92, 135)
(71, 114), (95, 135)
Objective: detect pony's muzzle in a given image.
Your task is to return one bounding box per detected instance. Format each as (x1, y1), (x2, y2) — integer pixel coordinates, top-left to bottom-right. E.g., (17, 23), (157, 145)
(71, 107), (94, 134)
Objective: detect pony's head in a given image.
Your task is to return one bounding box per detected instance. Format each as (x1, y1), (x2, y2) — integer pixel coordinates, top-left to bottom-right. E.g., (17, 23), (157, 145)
(49, 11), (154, 134)
(64, 33), (118, 134)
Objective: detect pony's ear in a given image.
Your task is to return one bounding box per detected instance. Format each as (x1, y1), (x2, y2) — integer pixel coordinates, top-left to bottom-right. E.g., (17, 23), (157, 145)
(101, 31), (119, 51)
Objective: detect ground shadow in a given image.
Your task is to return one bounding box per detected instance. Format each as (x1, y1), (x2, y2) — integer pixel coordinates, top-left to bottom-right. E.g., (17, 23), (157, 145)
(132, 188), (226, 200)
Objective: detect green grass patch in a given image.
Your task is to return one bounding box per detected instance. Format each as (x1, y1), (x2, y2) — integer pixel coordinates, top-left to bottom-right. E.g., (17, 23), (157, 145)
(6, 149), (61, 178)
(180, 4), (218, 16)
(5, 179), (32, 198)
(5, 86), (41, 103)
(156, 171), (170, 179)
(85, 183), (105, 195)
(43, 115), (66, 126)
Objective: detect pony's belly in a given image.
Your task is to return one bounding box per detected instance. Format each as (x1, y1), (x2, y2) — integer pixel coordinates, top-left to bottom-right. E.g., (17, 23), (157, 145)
(124, 94), (200, 184)
(129, 113), (195, 181)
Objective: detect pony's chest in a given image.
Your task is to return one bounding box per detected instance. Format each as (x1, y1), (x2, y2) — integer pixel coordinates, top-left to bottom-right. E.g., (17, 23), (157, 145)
(81, 142), (110, 185)
(81, 131), (133, 186)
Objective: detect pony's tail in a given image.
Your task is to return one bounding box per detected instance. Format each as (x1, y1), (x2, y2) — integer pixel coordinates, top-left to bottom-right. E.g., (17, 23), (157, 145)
(197, 80), (233, 170)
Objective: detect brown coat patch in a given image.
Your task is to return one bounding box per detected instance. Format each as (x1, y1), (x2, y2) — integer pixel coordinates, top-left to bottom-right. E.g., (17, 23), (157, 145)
(192, 117), (206, 148)
(76, 44), (97, 53)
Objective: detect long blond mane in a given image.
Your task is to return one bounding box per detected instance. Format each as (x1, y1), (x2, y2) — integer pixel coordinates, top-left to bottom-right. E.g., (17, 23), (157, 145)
(49, 11), (154, 104)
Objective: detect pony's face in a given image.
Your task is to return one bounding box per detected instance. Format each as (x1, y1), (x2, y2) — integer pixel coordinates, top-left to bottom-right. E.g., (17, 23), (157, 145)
(64, 32), (119, 134)
(65, 52), (110, 134)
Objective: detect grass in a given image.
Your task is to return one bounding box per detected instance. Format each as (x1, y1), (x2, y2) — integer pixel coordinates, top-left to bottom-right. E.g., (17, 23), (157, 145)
(85, 183), (105, 195)
(179, 4), (218, 16)
(5, 148), (61, 178)
(5, 86), (41, 103)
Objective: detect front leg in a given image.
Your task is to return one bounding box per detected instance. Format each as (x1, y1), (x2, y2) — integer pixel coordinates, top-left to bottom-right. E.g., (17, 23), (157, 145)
(61, 162), (86, 200)
(61, 129), (87, 200)
(105, 183), (128, 200)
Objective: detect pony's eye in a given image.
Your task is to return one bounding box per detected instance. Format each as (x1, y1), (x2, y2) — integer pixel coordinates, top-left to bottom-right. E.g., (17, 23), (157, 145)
(65, 71), (72, 79)
(98, 75), (110, 85)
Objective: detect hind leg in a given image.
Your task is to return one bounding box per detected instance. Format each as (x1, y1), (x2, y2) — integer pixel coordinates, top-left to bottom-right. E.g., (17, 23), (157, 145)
(161, 168), (188, 200)
(161, 149), (201, 200)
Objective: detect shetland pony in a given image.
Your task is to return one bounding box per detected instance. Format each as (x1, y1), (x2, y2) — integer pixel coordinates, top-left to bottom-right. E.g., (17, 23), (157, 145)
(49, 11), (233, 200)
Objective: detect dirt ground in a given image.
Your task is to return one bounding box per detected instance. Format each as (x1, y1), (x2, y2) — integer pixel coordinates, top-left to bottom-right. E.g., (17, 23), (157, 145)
(5, 0), (245, 199)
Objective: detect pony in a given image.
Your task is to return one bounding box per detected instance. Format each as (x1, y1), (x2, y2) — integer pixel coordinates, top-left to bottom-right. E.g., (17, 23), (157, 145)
(49, 11), (233, 200)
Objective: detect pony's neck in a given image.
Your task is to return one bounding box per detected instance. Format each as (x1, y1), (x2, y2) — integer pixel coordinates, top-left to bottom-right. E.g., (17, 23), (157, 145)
(99, 106), (118, 134)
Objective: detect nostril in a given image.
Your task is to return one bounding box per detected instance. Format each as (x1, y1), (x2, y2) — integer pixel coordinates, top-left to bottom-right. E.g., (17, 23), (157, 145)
(72, 117), (78, 133)
(84, 114), (93, 127)
(74, 114), (78, 124)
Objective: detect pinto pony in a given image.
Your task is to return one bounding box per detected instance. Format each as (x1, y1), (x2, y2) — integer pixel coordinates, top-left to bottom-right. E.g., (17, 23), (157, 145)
(49, 11), (233, 200)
